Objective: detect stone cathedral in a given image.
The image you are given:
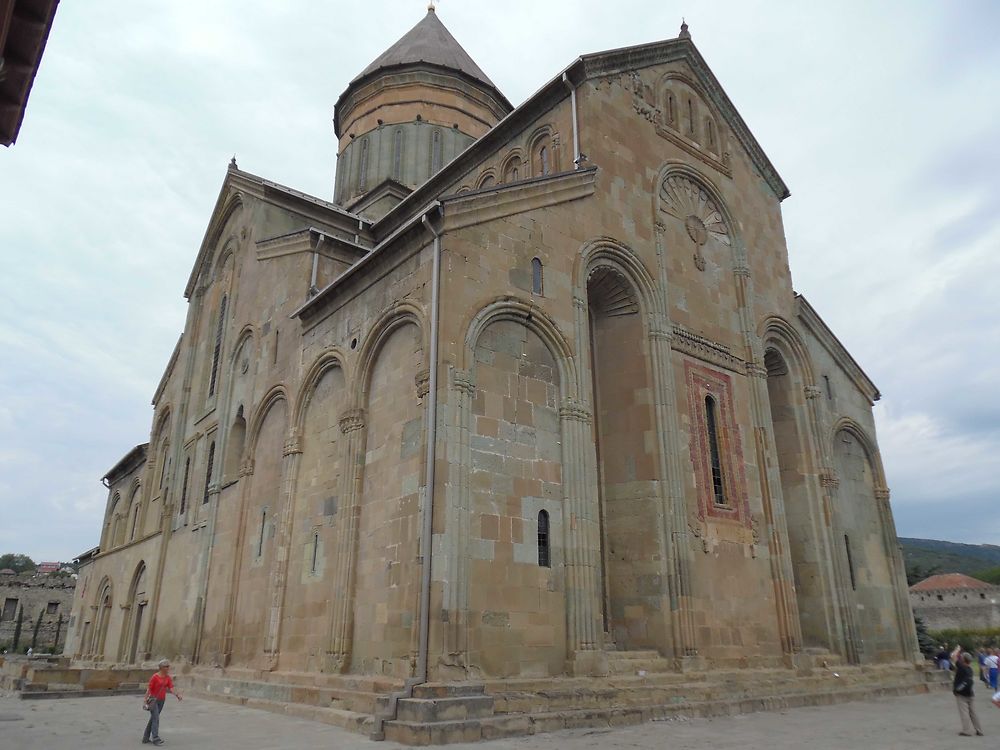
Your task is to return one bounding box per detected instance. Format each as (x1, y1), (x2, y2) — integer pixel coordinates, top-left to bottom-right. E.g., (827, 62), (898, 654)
(67, 9), (921, 741)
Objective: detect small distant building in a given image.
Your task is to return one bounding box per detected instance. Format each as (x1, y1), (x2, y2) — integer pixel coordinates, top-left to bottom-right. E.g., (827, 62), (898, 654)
(910, 573), (1000, 632)
(35, 562), (60, 575)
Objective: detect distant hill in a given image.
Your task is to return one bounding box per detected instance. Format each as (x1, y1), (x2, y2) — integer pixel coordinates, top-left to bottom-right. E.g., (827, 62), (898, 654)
(900, 538), (1000, 583)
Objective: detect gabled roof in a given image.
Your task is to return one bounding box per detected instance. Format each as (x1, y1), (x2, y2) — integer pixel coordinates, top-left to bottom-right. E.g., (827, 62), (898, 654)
(373, 28), (790, 239)
(910, 573), (995, 592)
(183, 163), (372, 300)
(352, 8), (499, 92)
(102, 443), (148, 484)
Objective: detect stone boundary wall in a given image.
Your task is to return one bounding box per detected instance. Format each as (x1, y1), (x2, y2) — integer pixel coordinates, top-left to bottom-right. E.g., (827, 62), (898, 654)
(0, 573), (76, 653)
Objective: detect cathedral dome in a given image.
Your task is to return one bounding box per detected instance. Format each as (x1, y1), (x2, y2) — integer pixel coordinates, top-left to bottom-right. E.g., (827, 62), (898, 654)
(333, 8), (512, 218)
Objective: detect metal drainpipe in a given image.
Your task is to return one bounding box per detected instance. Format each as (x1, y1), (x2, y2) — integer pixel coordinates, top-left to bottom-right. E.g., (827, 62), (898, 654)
(371, 203), (443, 740)
(562, 72), (581, 167)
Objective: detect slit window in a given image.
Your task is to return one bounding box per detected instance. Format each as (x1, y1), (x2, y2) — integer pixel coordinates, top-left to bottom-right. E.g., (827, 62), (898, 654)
(666, 91), (676, 125)
(358, 138), (369, 191)
(705, 396), (726, 506)
(539, 145), (549, 176)
(844, 534), (857, 590)
(202, 442), (215, 504)
(431, 129), (443, 173)
(311, 532), (319, 574)
(537, 510), (550, 567)
(180, 457), (191, 516)
(258, 509), (267, 557)
(686, 98), (696, 137)
(392, 129), (403, 181)
(130, 503), (140, 540)
(531, 257), (544, 296)
(208, 295), (227, 397)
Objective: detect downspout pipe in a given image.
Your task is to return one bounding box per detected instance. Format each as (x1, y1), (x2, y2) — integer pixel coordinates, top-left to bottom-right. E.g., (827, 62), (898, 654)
(371, 202), (443, 740)
(562, 71), (581, 168)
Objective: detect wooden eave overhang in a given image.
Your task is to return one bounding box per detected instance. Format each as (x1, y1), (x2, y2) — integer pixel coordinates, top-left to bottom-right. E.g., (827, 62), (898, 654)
(0, 0), (59, 146)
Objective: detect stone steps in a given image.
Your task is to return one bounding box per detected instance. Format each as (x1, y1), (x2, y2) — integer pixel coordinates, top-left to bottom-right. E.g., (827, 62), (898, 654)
(383, 670), (939, 745)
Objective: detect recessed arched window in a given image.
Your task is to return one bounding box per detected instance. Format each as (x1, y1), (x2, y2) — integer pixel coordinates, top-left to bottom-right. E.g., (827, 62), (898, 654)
(358, 138), (369, 191)
(130, 501), (140, 541)
(537, 510), (550, 567)
(208, 295), (227, 397)
(180, 457), (191, 516)
(705, 118), (717, 150)
(431, 129), (443, 173)
(479, 173), (495, 188)
(705, 396), (726, 506)
(202, 442), (215, 504)
(392, 129), (403, 181)
(531, 257), (544, 296)
(539, 146), (549, 176)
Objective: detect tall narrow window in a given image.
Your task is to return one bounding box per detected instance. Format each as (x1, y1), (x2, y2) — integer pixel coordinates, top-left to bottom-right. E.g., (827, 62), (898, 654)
(273, 329), (279, 364)
(431, 129), (443, 173)
(537, 510), (550, 567)
(257, 509), (267, 557)
(539, 146), (549, 176)
(202, 442), (215, 504)
(358, 138), (369, 191)
(705, 118), (717, 150)
(130, 503), (140, 541)
(531, 257), (544, 295)
(823, 374), (834, 400)
(311, 532), (319, 574)
(844, 534), (857, 590)
(209, 295), (227, 397)
(180, 457), (190, 516)
(686, 98), (696, 137)
(392, 129), (403, 181)
(705, 396), (726, 505)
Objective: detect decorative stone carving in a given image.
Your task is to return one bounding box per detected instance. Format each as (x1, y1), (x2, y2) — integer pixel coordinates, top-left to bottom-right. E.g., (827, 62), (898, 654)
(415, 370), (430, 399)
(451, 369), (475, 396)
(239, 459), (254, 477)
(558, 398), (592, 424)
(745, 362), (768, 380)
(659, 175), (731, 272)
(671, 324), (746, 373)
(282, 432), (302, 456)
(338, 409), (366, 434)
(804, 385), (822, 400)
(874, 487), (891, 501)
(819, 469), (839, 489)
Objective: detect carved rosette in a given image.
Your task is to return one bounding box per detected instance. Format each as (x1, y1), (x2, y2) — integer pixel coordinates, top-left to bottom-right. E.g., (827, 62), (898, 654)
(659, 175), (730, 272)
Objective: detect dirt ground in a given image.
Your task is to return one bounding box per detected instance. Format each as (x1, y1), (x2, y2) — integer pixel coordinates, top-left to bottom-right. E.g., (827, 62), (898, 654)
(0, 689), (997, 750)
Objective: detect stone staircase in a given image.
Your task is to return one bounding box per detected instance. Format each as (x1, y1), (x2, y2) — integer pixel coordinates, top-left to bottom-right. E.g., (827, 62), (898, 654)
(180, 667), (404, 734)
(379, 660), (947, 745)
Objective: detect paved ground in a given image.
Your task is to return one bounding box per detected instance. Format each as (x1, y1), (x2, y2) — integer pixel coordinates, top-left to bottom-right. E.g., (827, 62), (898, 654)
(0, 690), (998, 750)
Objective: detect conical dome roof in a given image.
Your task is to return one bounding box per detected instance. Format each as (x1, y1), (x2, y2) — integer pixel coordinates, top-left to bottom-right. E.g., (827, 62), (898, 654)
(351, 8), (500, 94)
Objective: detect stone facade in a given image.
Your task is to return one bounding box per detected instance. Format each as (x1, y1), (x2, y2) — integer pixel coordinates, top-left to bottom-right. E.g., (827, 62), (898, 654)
(0, 572), (75, 653)
(67, 9), (918, 695)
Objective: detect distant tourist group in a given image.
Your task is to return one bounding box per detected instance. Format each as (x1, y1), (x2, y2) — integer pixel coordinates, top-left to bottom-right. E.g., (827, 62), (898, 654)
(936, 643), (1000, 736)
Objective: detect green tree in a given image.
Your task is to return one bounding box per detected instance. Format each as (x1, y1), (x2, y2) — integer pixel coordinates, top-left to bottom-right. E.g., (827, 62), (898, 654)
(906, 563), (941, 586)
(974, 567), (1000, 585)
(0, 553), (36, 574)
(914, 615), (936, 656)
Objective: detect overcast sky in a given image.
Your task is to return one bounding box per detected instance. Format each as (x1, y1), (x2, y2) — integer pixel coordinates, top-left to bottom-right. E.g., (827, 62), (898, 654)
(1, 0), (998, 562)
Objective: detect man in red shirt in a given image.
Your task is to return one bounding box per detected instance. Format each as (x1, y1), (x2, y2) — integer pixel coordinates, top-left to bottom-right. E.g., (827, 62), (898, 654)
(142, 659), (182, 745)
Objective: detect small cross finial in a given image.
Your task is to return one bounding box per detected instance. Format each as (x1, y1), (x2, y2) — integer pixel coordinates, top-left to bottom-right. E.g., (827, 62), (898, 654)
(229, 154), (238, 169)
(679, 18), (691, 39)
